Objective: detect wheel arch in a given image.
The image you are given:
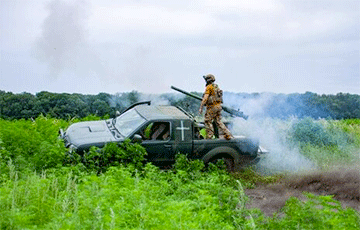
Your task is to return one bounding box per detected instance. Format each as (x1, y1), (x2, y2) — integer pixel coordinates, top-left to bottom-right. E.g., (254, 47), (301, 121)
(202, 146), (241, 169)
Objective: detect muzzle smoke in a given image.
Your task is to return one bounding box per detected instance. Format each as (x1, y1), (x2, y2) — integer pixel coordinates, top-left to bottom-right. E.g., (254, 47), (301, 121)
(225, 93), (317, 174)
(232, 117), (316, 174)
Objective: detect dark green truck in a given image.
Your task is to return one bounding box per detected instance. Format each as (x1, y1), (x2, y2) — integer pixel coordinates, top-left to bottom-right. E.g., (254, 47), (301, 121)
(60, 102), (263, 171)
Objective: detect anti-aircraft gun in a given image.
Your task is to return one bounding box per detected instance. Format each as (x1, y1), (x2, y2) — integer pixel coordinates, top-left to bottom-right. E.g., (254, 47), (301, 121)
(171, 86), (248, 120)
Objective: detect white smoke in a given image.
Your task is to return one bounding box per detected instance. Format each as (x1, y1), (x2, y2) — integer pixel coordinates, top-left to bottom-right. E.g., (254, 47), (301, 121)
(33, 0), (105, 78)
(233, 117), (316, 174)
(224, 92), (276, 119)
(108, 93), (125, 108)
(226, 93), (317, 174)
(107, 92), (185, 113)
(139, 94), (171, 106)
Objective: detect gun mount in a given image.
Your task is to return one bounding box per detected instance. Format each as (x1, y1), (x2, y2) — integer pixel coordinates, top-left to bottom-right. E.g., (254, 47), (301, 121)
(171, 86), (248, 120)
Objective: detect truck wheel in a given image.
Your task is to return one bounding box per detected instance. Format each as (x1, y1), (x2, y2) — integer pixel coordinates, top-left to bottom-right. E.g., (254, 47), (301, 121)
(211, 156), (235, 172)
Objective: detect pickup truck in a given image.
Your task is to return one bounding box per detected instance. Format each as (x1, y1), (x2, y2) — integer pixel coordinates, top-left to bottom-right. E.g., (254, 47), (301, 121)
(60, 102), (262, 171)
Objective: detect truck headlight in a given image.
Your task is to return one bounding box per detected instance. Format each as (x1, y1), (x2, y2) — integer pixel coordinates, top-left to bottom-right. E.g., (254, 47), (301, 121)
(68, 144), (77, 153)
(59, 129), (65, 139)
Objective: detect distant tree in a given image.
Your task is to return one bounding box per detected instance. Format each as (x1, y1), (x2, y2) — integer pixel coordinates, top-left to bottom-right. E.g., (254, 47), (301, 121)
(326, 93), (360, 119)
(171, 92), (200, 117)
(127, 91), (140, 105)
(0, 92), (36, 119)
(0, 90), (359, 120)
(92, 99), (111, 117)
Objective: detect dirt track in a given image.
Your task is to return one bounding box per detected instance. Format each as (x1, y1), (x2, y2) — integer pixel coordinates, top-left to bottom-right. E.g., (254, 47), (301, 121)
(245, 168), (360, 216)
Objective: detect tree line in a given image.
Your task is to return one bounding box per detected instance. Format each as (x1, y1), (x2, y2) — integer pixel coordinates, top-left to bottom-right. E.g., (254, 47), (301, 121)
(0, 90), (359, 120)
(251, 92), (360, 119)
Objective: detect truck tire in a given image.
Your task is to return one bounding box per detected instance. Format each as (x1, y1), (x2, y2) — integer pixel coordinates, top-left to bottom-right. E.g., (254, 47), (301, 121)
(210, 155), (235, 172)
(203, 146), (240, 172)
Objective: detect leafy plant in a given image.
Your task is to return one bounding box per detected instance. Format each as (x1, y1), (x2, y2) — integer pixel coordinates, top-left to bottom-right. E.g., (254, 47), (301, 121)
(64, 140), (147, 174)
(0, 116), (67, 177)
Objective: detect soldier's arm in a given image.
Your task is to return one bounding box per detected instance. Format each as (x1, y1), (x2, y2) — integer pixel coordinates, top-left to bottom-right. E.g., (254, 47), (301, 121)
(199, 93), (209, 114)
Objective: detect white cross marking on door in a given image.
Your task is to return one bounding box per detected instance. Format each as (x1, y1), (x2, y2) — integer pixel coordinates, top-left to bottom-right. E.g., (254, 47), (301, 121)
(176, 120), (190, 141)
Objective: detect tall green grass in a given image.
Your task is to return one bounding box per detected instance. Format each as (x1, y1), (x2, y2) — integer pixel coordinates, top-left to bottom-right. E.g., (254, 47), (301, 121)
(0, 160), (244, 229)
(1, 158), (358, 229)
(0, 117), (359, 229)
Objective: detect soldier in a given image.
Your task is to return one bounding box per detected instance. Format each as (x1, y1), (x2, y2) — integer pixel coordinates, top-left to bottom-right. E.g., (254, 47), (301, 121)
(198, 74), (233, 140)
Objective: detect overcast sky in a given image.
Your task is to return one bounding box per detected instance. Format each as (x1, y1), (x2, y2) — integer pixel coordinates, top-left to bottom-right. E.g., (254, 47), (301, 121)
(1, 0), (359, 95)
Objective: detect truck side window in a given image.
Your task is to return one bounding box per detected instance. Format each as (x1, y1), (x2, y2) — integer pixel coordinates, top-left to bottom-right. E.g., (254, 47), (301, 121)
(141, 122), (170, 141)
(194, 124), (206, 140)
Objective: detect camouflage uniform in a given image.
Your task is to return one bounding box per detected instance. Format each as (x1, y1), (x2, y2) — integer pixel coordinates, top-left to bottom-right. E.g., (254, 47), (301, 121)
(199, 75), (233, 140)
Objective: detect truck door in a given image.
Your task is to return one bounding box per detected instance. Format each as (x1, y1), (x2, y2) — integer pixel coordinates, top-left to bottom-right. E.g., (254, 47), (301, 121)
(173, 119), (193, 155)
(135, 121), (175, 162)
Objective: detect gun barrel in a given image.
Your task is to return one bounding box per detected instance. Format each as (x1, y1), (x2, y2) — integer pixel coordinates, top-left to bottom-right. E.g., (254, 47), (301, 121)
(222, 106), (248, 120)
(171, 86), (203, 101)
(171, 85), (248, 120)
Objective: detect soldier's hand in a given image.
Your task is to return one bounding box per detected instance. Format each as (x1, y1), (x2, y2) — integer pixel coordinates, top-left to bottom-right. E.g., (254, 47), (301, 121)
(199, 108), (203, 114)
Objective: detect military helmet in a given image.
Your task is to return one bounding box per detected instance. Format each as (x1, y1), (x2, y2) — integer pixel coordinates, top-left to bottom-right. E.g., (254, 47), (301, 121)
(203, 74), (215, 82)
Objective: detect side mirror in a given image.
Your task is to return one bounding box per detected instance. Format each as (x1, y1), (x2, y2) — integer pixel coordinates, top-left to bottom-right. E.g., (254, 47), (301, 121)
(132, 134), (143, 143)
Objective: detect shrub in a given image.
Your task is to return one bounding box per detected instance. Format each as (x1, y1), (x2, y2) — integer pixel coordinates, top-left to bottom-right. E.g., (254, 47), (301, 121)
(290, 117), (337, 146)
(64, 140), (147, 174)
(289, 118), (359, 167)
(0, 116), (67, 176)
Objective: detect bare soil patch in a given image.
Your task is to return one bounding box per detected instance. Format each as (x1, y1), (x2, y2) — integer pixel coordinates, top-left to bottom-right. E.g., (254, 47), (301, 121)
(245, 168), (360, 216)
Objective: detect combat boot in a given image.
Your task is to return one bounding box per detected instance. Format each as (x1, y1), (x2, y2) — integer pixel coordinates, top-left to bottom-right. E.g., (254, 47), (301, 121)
(224, 134), (233, 140)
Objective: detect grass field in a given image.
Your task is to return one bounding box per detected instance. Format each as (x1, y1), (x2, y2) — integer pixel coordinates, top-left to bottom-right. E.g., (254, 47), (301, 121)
(0, 116), (359, 229)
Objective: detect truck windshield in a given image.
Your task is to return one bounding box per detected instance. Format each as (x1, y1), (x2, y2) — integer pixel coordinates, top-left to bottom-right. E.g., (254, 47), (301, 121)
(114, 109), (146, 137)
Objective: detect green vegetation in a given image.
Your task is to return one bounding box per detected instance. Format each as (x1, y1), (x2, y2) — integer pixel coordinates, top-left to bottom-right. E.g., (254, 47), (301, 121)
(1, 90), (360, 120)
(0, 115), (67, 178)
(0, 117), (359, 229)
(289, 118), (360, 168)
(250, 193), (359, 229)
(64, 141), (147, 174)
(0, 91), (142, 120)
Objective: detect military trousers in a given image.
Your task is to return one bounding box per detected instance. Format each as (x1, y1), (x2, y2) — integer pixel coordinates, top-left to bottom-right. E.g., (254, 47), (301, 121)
(204, 104), (233, 140)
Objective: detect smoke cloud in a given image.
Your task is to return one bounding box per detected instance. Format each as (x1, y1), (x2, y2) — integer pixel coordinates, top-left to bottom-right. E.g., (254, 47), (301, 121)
(223, 91), (331, 119)
(32, 0), (168, 93)
(225, 92), (318, 174)
(33, 0), (105, 78)
(232, 117), (316, 174)
(139, 94), (171, 106)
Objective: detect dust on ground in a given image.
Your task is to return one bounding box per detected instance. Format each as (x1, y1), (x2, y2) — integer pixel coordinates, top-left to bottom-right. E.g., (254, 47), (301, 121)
(245, 168), (360, 216)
